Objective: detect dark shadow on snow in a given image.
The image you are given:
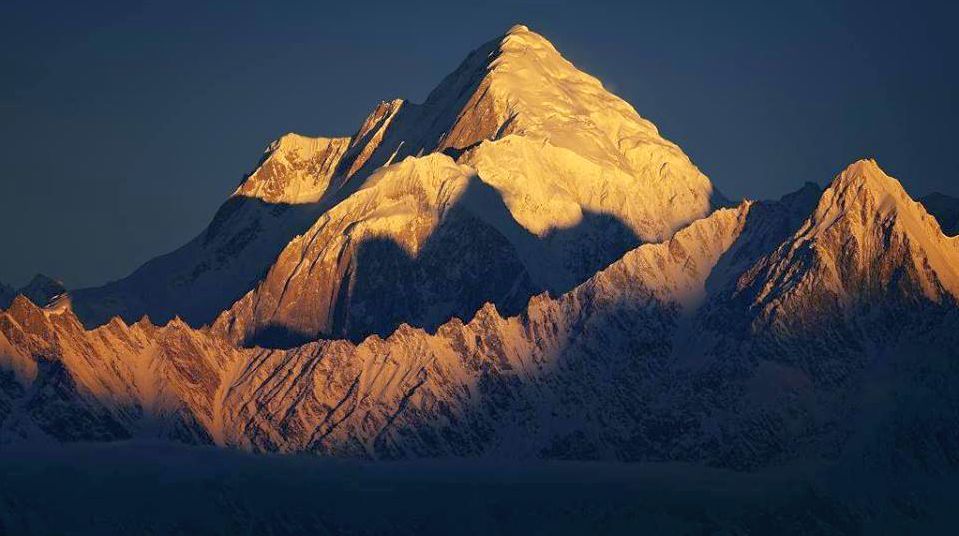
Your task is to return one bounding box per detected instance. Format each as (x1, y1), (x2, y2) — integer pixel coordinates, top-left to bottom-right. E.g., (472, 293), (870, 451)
(247, 173), (641, 348)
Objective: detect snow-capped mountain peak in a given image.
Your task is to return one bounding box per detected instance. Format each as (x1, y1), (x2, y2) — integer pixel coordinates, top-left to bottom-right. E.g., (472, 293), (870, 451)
(743, 159), (959, 313)
(814, 159), (927, 223)
(200, 24), (723, 346)
(72, 24), (722, 334)
(233, 133), (350, 204)
(426, 23), (667, 162)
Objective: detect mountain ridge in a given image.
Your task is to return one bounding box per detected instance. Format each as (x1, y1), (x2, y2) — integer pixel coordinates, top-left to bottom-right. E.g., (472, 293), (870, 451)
(739, 159), (959, 316)
(68, 24), (720, 338)
(3, 159), (957, 473)
(2, 25), (958, 484)
(0, 274), (67, 310)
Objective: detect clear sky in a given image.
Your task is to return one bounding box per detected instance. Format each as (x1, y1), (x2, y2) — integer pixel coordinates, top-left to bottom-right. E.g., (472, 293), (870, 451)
(1, 0), (956, 288)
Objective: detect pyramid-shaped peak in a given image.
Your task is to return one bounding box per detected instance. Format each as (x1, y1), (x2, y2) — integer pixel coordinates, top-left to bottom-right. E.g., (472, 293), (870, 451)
(786, 159), (947, 260)
(819, 158), (917, 218)
(25, 273), (63, 288)
(796, 158), (959, 294)
(425, 24), (592, 100)
(832, 159), (905, 196)
(843, 157), (884, 175)
(493, 25), (579, 75)
(412, 22), (662, 155)
(499, 23), (554, 49)
(6, 294), (45, 325)
(18, 273), (67, 308)
(747, 159), (959, 309)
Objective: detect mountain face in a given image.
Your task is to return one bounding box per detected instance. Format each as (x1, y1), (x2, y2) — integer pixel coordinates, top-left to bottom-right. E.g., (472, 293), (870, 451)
(0, 274), (66, 310)
(209, 24), (722, 346)
(4, 159), (958, 473)
(921, 192), (959, 236)
(67, 25), (719, 348)
(18, 274), (67, 307)
(68, 134), (351, 329)
(1, 24), (957, 484)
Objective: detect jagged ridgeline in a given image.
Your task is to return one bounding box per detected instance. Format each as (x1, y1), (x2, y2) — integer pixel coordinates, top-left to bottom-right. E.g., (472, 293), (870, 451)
(68, 24), (721, 346)
(2, 26), (959, 475)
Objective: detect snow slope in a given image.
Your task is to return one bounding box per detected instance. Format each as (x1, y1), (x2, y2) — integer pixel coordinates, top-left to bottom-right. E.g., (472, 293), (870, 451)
(68, 135), (348, 328)
(212, 24), (722, 345)
(66, 25), (721, 345)
(4, 160), (957, 474)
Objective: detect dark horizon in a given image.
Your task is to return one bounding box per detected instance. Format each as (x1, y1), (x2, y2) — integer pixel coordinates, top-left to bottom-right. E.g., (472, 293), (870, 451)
(2, 0), (957, 288)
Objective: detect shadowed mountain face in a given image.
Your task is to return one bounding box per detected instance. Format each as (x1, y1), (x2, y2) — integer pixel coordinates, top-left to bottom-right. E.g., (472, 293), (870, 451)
(68, 144), (345, 329)
(0, 275), (66, 310)
(210, 25), (721, 347)
(70, 197), (326, 328)
(215, 167), (642, 347)
(4, 160), (959, 476)
(68, 25), (720, 345)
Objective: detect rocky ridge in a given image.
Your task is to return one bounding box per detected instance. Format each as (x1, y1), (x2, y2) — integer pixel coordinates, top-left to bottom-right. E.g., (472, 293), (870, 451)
(3, 160), (958, 472)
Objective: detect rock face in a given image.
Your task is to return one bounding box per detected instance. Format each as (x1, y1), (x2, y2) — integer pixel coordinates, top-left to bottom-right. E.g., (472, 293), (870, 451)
(4, 160), (958, 472)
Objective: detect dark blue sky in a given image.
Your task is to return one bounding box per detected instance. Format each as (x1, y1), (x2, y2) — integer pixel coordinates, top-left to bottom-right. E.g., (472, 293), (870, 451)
(1, 0), (956, 288)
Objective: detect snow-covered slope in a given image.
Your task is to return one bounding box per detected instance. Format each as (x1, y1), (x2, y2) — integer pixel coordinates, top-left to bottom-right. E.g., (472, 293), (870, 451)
(732, 159), (959, 338)
(4, 160), (957, 473)
(0, 294), (240, 443)
(68, 25), (720, 340)
(0, 202), (749, 454)
(211, 24), (722, 346)
(3, 22), (956, 480)
(234, 134), (350, 205)
(68, 134), (352, 328)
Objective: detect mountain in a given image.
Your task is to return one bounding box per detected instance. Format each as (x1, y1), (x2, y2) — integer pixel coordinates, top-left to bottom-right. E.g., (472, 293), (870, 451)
(67, 25), (720, 348)
(736, 160), (959, 319)
(686, 160), (959, 467)
(4, 159), (957, 473)
(921, 192), (959, 236)
(0, 274), (66, 310)
(68, 134), (351, 328)
(18, 274), (66, 307)
(209, 24), (722, 346)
